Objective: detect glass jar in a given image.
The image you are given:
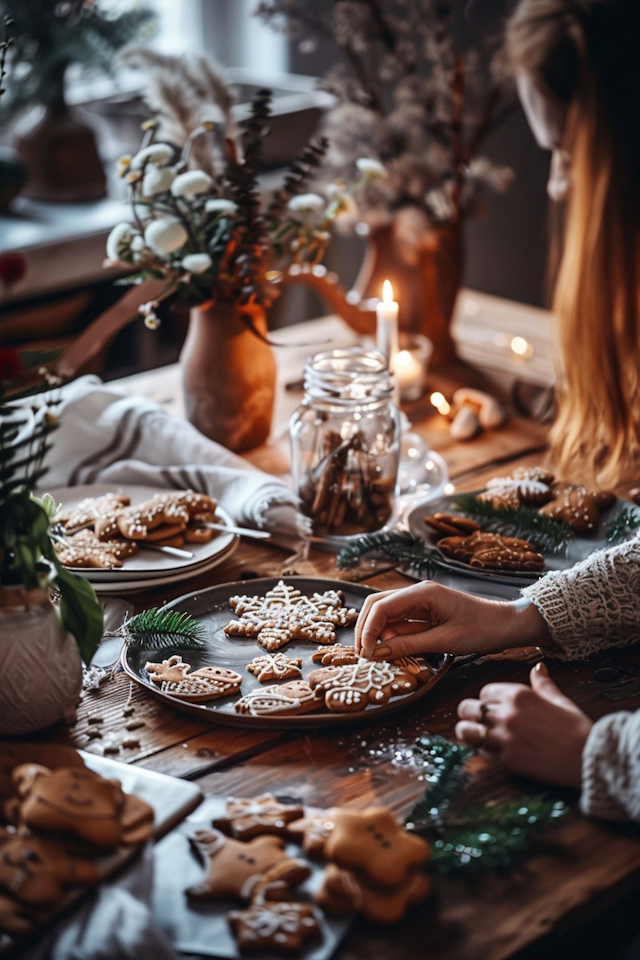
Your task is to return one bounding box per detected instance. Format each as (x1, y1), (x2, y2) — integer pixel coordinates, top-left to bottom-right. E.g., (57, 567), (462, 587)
(290, 348), (401, 537)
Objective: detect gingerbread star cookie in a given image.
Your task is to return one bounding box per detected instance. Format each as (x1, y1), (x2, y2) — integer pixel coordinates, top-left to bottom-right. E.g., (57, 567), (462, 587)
(247, 653), (303, 684)
(234, 681), (322, 717)
(315, 862), (431, 926)
(145, 655), (243, 702)
(224, 580), (357, 651)
(286, 809), (338, 859)
(228, 900), (321, 954)
(212, 795), (304, 841)
(324, 807), (430, 890)
(308, 659), (417, 713)
(186, 828), (308, 901)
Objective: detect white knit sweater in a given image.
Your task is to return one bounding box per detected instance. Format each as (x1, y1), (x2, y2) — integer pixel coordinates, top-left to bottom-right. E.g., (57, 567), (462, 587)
(522, 540), (640, 822)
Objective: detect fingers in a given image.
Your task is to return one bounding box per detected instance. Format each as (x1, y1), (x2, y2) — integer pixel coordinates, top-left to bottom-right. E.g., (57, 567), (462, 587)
(355, 586), (433, 658)
(457, 698), (489, 723)
(455, 720), (498, 751)
(369, 624), (454, 661)
(529, 663), (576, 708)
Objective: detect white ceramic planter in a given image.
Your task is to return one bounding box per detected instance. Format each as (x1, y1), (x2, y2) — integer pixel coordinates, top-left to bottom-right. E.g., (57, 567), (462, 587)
(0, 592), (83, 736)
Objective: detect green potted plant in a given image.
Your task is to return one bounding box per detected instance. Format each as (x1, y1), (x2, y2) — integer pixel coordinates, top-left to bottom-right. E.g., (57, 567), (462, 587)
(0, 0), (155, 202)
(0, 353), (104, 735)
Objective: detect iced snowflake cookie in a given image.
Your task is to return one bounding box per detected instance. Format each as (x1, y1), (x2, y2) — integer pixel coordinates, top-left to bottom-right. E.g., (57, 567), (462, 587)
(246, 653), (303, 684)
(228, 900), (321, 954)
(224, 580), (358, 651)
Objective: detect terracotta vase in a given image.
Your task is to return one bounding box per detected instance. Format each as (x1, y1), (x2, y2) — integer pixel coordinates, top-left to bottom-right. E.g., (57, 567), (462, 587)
(0, 590), (83, 736)
(355, 222), (462, 366)
(180, 302), (276, 453)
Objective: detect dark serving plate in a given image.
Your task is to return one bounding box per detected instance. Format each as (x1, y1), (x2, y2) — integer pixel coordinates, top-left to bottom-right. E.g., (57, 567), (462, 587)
(122, 577), (452, 729)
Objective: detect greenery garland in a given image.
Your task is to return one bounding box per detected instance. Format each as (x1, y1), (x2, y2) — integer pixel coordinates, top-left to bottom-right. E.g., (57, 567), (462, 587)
(452, 494), (573, 553)
(606, 504), (640, 546)
(405, 735), (568, 875)
(337, 531), (443, 577)
(120, 607), (206, 652)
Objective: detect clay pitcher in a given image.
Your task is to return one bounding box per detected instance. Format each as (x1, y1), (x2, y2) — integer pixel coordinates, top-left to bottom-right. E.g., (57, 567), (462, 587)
(180, 302), (276, 453)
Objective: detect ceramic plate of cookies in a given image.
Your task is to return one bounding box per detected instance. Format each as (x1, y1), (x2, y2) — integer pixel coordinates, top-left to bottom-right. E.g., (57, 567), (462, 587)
(407, 466), (626, 586)
(122, 577), (452, 729)
(46, 484), (238, 589)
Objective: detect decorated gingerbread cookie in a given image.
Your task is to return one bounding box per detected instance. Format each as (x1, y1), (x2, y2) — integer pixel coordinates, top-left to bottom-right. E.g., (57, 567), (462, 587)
(224, 581), (357, 651)
(186, 827), (308, 901)
(145, 655), (243, 702)
(234, 681), (322, 717)
(246, 653), (303, 684)
(228, 900), (321, 954)
(212, 795), (304, 841)
(308, 660), (417, 713)
(285, 810), (337, 859)
(311, 644), (359, 667)
(324, 806), (430, 889)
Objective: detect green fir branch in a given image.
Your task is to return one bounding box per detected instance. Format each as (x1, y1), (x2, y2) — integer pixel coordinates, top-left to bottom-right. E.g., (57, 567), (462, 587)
(452, 494), (572, 553)
(606, 504), (640, 546)
(336, 531), (444, 578)
(404, 734), (568, 875)
(123, 607), (206, 651)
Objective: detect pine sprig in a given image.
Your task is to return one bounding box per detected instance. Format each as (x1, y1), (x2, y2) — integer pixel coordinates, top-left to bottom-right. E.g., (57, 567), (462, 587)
(123, 607), (206, 651)
(452, 494), (573, 553)
(336, 531), (444, 578)
(606, 504), (640, 545)
(404, 735), (568, 875)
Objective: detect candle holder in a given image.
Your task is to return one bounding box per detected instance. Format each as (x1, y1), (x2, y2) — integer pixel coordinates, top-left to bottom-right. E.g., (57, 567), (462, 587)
(395, 333), (433, 402)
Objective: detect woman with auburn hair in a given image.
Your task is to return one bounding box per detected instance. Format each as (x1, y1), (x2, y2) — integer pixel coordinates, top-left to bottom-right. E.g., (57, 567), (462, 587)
(357, 0), (640, 825)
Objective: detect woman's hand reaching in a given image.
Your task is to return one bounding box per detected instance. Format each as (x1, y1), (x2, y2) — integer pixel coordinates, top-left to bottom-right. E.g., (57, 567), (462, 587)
(354, 582), (551, 661)
(456, 663), (593, 788)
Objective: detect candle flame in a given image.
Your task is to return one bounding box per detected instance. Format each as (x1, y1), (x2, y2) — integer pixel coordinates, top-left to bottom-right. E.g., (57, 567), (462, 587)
(382, 279), (394, 304)
(395, 349), (412, 367)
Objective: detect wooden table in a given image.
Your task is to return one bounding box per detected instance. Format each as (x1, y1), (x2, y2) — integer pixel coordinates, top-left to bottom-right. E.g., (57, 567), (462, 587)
(40, 318), (640, 959)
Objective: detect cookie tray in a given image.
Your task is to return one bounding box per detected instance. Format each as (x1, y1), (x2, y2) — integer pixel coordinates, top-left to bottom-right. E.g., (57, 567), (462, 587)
(0, 743), (202, 955)
(122, 577), (453, 730)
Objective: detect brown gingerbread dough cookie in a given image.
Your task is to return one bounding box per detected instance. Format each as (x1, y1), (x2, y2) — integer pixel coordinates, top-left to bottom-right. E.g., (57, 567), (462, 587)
(234, 681), (322, 717)
(186, 827), (308, 901)
(311, 644), (359, 667)
(228, 900), (321, 954)
(0, 829), (99, 907)
(246, 653), (303, 684)
(324, 806), (430, 890)
(145, 655), (243, 702)
(285, 809), (338, 859)
(315, 862), (431, 925)
(308, 660), (417, 713)
(224, 580), (357, 651)
(212, 795), (304, 841)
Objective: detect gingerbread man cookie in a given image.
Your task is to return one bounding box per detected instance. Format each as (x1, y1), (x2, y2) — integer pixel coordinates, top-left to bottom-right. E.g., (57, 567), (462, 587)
(324, 807), (430, 889)
(0, 830), (99, 906)
(246, 653), (303, 684)
(186, 828), (308, 901)
(213, 795), (304, 841)
(224, 581), (357, 651)
(228, 900), (321, 954)
(234, 681), (321, 717)
(308, 660), (417, 713)
(145, 656), (243, 702)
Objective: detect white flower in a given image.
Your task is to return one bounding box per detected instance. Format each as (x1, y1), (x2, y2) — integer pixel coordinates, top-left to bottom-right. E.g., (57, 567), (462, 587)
(134, 203), (151, 222)
(182, 253), (212, 274)
(205, 198), (238, 215)
(130, 235), (145, 252)
(356, 157), (387, 180)
(324, 182), (347, 200)
(288, 193), (325, 213)
(171, 170), (213, 199)
(144, 216), (188, 256)
(130, 143), (174, 170)
(142, 164), (176, 197)
(106, 223), (134, 261)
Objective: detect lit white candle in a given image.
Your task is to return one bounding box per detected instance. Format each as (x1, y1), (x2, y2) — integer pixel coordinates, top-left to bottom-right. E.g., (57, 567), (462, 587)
(376, 279), (399, 372)
(395, 349), (424, 401)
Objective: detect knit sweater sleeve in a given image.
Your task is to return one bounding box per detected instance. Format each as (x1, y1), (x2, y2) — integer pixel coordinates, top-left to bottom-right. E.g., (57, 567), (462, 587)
(581, 710), (640, 821)
(520, 539), (640, 659)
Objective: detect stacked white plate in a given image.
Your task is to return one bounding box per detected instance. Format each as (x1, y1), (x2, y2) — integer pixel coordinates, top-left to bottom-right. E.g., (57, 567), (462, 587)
(47, 484), (239, 594)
